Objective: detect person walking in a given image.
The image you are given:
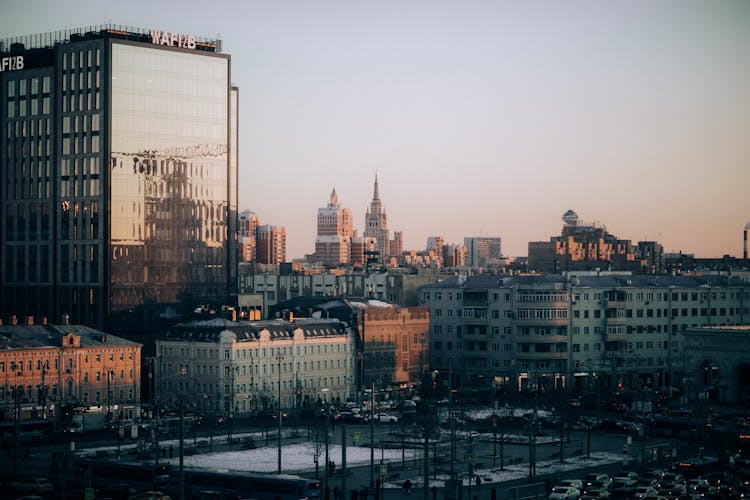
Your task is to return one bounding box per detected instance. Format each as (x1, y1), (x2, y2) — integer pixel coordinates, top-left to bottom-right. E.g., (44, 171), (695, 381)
(431, 485), (438, 500)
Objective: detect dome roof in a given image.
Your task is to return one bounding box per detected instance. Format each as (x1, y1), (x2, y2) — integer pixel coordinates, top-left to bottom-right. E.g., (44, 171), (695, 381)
(562, 210), (579, 226)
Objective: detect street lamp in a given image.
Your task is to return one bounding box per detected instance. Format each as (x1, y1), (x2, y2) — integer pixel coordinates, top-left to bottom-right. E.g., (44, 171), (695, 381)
(277, 352), (284, 474)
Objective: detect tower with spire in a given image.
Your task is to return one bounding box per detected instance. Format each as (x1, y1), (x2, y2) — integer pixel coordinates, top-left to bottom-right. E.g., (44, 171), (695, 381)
(364, 174), (391, 262)
(315, 188), (353, 266)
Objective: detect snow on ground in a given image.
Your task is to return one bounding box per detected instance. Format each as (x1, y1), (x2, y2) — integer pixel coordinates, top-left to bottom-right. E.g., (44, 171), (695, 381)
(182, 442), (416, 474)
(71, 429), (623, 489)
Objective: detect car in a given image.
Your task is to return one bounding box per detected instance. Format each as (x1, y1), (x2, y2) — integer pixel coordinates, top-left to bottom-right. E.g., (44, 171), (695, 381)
(548, 486), (580, 500)
(127, 491), (172, 500)
(613, 471), (639, 481)
(580, 491), (610, 500)
(583, 480), (611, 495)
(371, 412), (398, 423)
(609, 479), (637, 497)
(10, 478), (54, 495)
(636, 478), (659, 489)
(336, 411), (365, 424)
(556, 480), (584, 491)
(633, 486), (658, 498)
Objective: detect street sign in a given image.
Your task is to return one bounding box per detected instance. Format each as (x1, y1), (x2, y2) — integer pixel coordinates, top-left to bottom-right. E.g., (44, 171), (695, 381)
(353, 431), (361, 444)
(379, 463), (388, 475)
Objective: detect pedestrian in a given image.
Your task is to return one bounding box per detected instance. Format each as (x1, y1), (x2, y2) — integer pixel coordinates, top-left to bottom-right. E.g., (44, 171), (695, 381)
(375, 477), (382, 500)
(475, 476), (481, 487)
(402, 479), (413, 496)
(169, 445), (174, 459)
(431, 485), (438, 500)
(490, 488), (496, 500)
(334, 485), (341, 500)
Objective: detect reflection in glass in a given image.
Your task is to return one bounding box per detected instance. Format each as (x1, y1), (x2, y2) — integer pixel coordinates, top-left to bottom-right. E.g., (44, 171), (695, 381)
(109, 43), (231, 318)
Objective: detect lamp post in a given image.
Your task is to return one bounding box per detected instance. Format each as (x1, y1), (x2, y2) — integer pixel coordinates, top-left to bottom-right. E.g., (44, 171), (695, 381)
(277, 352), (283, 474)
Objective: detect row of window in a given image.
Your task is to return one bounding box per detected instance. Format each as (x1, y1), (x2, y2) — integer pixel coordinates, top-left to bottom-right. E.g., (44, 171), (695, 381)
(6, 77), (52, 97)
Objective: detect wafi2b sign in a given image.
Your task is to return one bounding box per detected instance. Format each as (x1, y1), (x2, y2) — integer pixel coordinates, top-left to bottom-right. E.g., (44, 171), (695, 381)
(0, 56), (24, 72)
(150, 30), (197, 50)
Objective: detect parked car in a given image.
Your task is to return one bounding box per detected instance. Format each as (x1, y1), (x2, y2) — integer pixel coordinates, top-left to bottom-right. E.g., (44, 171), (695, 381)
(548, 486), (581, 500)
(610, 479), (637, 497)
(633, 486), (658, 498)
(583, 480), (611, 495)
(371, 412), (398, 423)
(10, 478), (54, 495)
(556, 480), (584, 491)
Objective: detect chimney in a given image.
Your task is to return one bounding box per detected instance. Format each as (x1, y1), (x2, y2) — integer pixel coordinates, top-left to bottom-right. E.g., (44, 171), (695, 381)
(26, 315), (34, 326)
(11, 315), (18, 325)
(61, 313), (70, 325)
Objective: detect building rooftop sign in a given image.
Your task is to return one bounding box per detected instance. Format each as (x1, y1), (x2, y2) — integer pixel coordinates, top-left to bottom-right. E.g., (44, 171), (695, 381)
(150, 30), (197, 50)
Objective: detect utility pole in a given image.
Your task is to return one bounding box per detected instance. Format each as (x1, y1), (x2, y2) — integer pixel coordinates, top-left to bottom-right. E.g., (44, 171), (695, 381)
(341, 423), (347, 500)
(369, 382), (375, 493)
(277, 352), (283, 474)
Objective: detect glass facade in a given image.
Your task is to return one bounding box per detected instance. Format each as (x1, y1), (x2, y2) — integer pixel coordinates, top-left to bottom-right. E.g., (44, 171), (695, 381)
(1, 29), (235, 332)
(1, 68), (56, 322)
(109, 42), (230, 319)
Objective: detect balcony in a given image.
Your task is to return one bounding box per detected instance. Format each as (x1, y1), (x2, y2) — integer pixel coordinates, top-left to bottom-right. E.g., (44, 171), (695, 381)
(515, 316), (568, 326)
(603, 331), (627, 342)
(516, 351), (568, 361)
(604, 299), (626, 309)
(604, 316), (626, 326)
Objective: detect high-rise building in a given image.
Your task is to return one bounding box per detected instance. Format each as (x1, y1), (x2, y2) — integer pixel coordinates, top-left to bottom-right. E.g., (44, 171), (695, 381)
(0, 26), (238, 332)
(463, 236), (502, 267)
(314, 188), (353, 266)
(238, 210), (259, 262)
(256, 225), (286, 264)
(364, 175), (389, 261)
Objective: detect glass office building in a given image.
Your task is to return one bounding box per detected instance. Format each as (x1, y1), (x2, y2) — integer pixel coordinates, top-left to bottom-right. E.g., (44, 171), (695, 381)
(1, 26), (238, 333)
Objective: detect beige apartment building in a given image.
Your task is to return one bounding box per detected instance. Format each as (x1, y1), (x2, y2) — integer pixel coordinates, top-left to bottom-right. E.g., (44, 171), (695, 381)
(156, 317), (356, 417)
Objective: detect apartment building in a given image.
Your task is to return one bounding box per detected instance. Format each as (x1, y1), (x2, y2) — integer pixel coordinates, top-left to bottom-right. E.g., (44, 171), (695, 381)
(420, 273), (750, 394)
(156, 318), (356, 416)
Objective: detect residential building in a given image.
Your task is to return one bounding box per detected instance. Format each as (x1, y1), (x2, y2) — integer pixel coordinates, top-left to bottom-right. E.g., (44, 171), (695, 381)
(238, 210), (260, 262)
(256, 225), (286, 265)
(0, 26), (238, 333)
(156, 317), (355, 415)
(420, 273), (750, 394)
(0, 318), (141, 421)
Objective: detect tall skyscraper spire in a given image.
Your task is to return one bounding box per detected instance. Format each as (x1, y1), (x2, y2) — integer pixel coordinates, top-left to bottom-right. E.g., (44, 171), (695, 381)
(373, 173), (380, 201)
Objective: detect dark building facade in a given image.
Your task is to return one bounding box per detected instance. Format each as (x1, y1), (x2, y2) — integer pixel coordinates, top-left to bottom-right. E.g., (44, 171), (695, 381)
(1, 26), (238, 333)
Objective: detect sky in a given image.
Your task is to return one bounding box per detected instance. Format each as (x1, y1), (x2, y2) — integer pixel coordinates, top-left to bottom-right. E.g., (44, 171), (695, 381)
(3, 1), (750, 259)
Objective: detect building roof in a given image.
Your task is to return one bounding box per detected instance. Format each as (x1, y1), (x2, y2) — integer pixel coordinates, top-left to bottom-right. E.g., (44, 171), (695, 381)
(422, 273), (750, 291)
(0, 324), (140, 350)
(163, 318), (350, 343)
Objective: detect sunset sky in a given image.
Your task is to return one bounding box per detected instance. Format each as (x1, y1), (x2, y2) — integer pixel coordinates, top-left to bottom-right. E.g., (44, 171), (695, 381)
(3, 0), (749, 258)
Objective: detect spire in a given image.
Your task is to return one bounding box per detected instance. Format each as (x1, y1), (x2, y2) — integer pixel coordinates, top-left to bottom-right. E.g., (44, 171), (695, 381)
(373, 173), (380, 201)
(329, 187), (338, 207)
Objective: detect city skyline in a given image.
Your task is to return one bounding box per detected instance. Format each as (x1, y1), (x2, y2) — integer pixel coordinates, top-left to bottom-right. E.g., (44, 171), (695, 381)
(4, 0), (749, 259)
